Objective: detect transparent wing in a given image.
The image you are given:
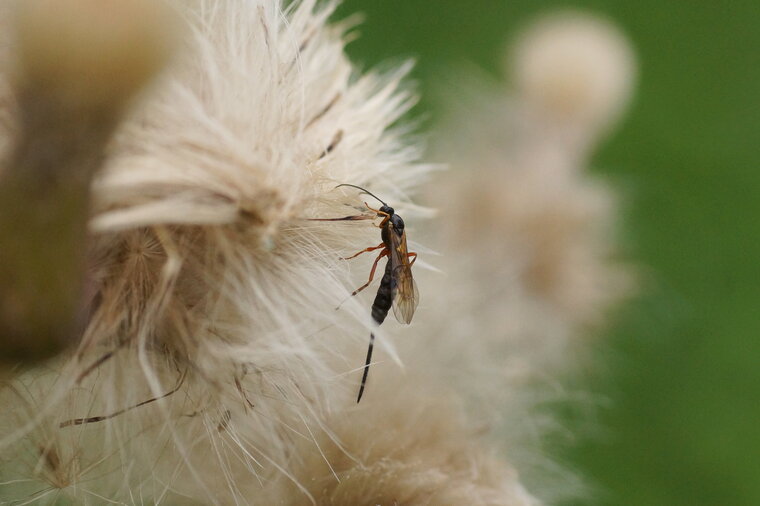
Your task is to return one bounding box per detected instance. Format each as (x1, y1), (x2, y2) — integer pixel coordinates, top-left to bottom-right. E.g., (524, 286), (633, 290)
(391, 266), (419, 324)
(389, 229), (419, 324)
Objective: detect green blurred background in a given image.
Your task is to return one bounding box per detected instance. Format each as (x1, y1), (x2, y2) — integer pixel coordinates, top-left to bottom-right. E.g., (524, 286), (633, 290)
(336, 1), (760, 505)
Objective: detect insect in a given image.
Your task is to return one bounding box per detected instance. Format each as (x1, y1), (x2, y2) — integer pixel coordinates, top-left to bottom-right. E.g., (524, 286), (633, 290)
(313, 184), (419, 402)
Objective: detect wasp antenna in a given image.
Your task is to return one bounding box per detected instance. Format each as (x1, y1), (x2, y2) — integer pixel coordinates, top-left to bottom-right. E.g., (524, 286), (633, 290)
(335, 183), (387, 206)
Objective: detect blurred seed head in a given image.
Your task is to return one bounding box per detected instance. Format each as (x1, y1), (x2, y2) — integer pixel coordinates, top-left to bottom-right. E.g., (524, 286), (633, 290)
(15, 0), (178, 111)
(0, 0), (176, 368)
(423, 9), (638, 503)
(511, 11), (636, 138)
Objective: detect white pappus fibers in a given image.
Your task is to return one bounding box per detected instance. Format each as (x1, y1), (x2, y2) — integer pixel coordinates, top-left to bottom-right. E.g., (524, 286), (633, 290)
(0, 1), (545, 505)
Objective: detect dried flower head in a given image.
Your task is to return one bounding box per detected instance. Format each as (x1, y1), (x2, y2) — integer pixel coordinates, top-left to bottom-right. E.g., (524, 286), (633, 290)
(0, 0), (437, 502)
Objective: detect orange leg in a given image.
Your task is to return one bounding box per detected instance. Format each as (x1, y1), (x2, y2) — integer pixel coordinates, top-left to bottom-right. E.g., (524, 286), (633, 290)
(351, 248), (389, 296)
(341, 243), (384, 261)
(407, 252), (417, 266)
(364, 202), (390, 228)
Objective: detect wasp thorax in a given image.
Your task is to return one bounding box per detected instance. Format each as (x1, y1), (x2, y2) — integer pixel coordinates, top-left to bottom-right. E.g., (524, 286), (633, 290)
(391, 214), (404, 231)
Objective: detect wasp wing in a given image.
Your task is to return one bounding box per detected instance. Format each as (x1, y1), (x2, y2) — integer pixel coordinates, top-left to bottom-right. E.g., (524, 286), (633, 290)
(391, 268), (418, 324)
(389, 228), (419, 324)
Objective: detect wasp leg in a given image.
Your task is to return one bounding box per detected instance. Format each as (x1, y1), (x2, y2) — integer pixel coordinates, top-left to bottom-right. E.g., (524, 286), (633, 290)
(351, 248), (389, 296)
(407, 252), (417, 266)
(364, 202), (391, 228)
(341, 243), (384, 261)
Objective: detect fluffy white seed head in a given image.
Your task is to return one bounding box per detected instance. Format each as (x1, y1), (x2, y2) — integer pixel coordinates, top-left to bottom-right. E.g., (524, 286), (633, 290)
(280, 370), (541, 506)
(0, 1), (544, 504)
(0, 0), (433, 502)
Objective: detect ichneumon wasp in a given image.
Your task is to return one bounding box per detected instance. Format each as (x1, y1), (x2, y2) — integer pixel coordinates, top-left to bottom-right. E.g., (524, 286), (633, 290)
(312, 184), (419, 402)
